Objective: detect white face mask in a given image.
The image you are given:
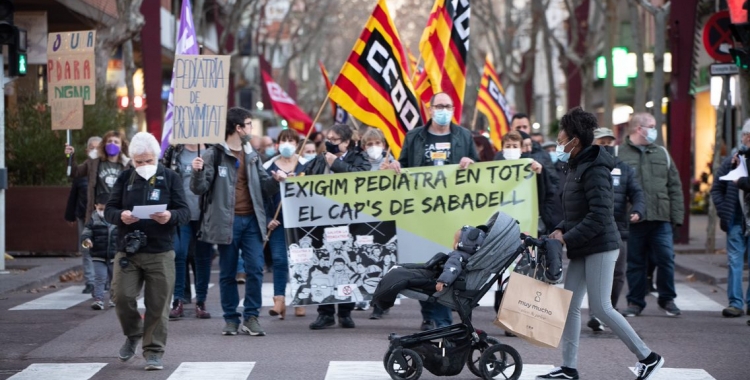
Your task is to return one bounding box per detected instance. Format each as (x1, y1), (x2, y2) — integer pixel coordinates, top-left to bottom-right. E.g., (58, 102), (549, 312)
(503, 148), (522, 160)
(96, 210), (105, 218)
(88, 150), (99, 160)
(366, 146), (384, 160)
(135, 164), (157, 179)
(303, 153), (317, 161)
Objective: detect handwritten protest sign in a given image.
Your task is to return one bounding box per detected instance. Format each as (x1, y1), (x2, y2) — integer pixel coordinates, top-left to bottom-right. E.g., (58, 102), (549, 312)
(282, 161), (538, 263)
(51, 98), (83, 130)
(47, 30), (96, 105)
(170, 54), (230, 145)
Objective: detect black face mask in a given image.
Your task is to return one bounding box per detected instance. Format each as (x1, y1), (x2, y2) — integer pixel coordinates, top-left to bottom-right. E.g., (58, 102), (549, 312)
(520, 152), (531, 159)
(603, 145), (616, 156)
(325, 141), (341, 155)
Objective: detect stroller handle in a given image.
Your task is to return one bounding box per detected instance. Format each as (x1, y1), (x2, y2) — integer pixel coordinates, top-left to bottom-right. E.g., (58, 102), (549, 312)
(520, 233), (544, 248)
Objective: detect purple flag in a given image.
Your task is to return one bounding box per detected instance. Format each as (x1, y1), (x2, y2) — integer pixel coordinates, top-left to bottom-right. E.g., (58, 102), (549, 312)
(160, 0), (199, 156)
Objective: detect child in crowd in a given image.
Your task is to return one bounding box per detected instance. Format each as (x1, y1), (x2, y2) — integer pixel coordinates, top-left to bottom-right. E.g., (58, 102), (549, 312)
(81, 193), (118, 310)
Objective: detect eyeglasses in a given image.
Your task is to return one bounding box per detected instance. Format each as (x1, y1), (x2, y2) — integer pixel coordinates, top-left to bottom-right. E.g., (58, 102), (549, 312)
(328, 137), (342, 144)
(311, 284), (330, 289)
(432, 104), (454, 111)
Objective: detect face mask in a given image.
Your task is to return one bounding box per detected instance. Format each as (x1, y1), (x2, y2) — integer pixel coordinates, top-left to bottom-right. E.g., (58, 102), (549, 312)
(136, 164), (157, 179)
(367, 146), (384, 160)
(549, 151), (558, 163)
(303, 153), (317, 161)
(105, 143), (120, 157)
(556, 138), (576, 163)
(88, 150), (99, 160)
(502, 148), (521, 160)
(520, 152), (531, 159)
(642, 127), (657, 144)
(96, 210), (105, 218)
(603, 145), (616, 156)
(432, 109), (452, 126)
(325, 141), (341, 155)
(278, 143), (295, 158)
(264, 147), (276, 157)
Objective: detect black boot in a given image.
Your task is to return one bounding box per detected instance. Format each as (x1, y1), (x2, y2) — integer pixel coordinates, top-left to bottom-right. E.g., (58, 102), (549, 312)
(369, 305), (385, 320)
(309, 314), (335, 330)
(338, 314), (355, 328)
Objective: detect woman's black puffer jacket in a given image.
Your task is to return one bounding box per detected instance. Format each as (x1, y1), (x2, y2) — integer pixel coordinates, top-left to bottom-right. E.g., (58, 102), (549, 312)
(555, 145), (620, 259)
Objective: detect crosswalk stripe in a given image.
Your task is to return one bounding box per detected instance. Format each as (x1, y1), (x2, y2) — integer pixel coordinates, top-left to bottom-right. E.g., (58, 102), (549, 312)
(9, 286), (91, 311)
(138, 283), (214, 310)
(7, 363), (106, 380)
(166, 362), (255, 380)
(629, 367), (716, 380)
(651, 284), (723, 311)
(325, 361), (388, 380)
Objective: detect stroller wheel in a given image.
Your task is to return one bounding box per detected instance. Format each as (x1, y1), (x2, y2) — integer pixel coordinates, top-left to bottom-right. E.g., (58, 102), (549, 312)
(479, 344), (522, 380)
(383, 348), (393, 371)
(467, 336), (500, 378)
(385, 348), (423, 380)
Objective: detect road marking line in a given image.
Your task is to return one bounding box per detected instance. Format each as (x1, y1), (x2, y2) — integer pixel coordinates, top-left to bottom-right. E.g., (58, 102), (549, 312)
(325, 361), (388, 380)
(10, 286), (90, 311)
(8, 363), (106, 380)
(166, 362), (255, 380)
(629, 367), (716, 380)
(138, 283), (214, 310)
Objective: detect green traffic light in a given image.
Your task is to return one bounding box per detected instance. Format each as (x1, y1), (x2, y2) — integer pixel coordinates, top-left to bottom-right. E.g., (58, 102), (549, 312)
(18, 53), (26, 75)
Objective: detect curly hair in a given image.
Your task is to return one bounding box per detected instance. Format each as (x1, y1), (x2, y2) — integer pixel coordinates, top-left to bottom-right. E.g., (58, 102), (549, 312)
(560, 107), (598, 148)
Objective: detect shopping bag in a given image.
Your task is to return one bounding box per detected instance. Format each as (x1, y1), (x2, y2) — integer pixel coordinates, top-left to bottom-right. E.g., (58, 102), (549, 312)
(494, 271), (573, 348)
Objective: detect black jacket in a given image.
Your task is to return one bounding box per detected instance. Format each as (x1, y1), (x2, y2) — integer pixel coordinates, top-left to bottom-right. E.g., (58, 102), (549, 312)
(556, 145), (620, 259)
(64, 177), (88, 222)
(398, 122), (479, 168)
(105, 164), (190, 254)
(548, 161), (567, 230)
(711, 154), (743, 232)
(81, 211), (118, 261)
(494, 154), (556, 234)
(303, 148), (371, 175)
(605, 147), (646, 239)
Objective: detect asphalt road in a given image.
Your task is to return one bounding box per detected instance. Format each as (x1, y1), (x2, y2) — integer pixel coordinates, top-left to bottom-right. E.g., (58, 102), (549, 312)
(0, 272), (747, 380)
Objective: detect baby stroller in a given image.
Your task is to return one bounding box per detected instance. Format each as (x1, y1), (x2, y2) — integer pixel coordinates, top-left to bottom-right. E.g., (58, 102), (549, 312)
(379, 211), (549, 380)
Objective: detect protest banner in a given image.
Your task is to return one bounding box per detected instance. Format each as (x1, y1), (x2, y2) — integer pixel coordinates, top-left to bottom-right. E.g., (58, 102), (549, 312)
(282, 160), (538, 305)
(47, 30), (96, 105)
(51, 98), (83, 130)
(170, 54), (231, 145)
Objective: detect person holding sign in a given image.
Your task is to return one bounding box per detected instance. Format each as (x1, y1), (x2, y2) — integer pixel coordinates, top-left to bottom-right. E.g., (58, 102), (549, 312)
(66, 130), (132, 224)
(190, 107), (288, 337)
(262, 129), (310, 319)
(104, 132), (190, 371)
(387, 92), (478, 331)
(303, 123), (371, 330)
(538, 108), (663, 380)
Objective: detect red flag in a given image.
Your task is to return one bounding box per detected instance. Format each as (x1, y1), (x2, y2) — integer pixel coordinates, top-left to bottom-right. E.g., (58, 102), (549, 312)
(261, 70), (313, 135)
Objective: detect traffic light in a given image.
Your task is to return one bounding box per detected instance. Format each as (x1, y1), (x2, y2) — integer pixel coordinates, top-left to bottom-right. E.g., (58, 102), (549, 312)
(0, 0), (14, 45)
(731, 48), (750, 70)
(8, 26), (25, 76)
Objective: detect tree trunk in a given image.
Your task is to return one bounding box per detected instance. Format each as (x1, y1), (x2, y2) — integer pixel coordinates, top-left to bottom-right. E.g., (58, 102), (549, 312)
(123, 39), (136, 133)
(581, 63), (594, 111)
(542, 11), (557, 131)
(651, 6), (668, 143)
(602, 0), (617, 128)
(628, 0), (646, 113)
(707, 77), (729, 253)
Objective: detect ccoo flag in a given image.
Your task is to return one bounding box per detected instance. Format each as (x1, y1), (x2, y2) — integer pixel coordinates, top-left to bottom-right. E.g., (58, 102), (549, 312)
(161, 0), (199, 156)
(418, 0), (470, 123)
(318, 61), (349, 124)
(329, 0), (423, 158)
(476, 56), (512, 150)
(261, 70), (313, 135)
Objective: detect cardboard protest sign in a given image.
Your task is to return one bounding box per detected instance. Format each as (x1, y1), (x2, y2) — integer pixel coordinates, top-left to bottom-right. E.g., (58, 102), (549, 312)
(282, 160), (538, 306)
(51, 98), (83, 130)
(47, 30), (96, 105)
(170, 54), (230, 145)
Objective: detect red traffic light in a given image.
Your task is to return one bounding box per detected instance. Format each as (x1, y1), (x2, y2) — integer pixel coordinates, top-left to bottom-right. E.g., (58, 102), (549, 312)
(728, 0), (750, 24)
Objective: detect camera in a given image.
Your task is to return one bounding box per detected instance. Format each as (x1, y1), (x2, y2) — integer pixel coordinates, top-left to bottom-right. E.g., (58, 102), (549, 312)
(124, 230), (147, 255)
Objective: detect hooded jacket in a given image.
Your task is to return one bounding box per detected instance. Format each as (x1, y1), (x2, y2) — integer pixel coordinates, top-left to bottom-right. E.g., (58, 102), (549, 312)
(190, 142), (280, 245)
(555, 145), (620, 259)
(397, 122), (479, 168)
(104, 164), (190, 254)
(81, 211), (118, 261)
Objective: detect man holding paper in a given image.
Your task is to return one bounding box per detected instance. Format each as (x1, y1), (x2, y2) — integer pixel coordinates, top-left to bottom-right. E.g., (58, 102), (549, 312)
(710, 119), (750, 318)
(105, 132), (190, 371)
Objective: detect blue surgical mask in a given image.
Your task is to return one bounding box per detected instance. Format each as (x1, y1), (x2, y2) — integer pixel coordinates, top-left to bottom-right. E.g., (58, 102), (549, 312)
(278, 143), (295, 158)
(264, 147), (276, 157)
(556, 138), (576, 163)
(644, 127), (657, 144)
(549, 151), (558, 163)
(433, 109), (452, 126)
(303, 153), (317, 161)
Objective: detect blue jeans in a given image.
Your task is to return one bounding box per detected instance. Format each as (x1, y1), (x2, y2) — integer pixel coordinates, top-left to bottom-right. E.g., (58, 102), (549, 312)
(218, 215), (264, 323)
(419, 301), (452, 328)
(726, 212), (750, 309)
(626, 221), (677, 309)
(175, 221), (213, 303)
(172, 224), (191, 302)
(268, 226), (289, 296)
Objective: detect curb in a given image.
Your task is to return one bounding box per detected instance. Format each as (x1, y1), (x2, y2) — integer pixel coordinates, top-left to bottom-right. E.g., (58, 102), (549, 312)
(0, 264), (82, 296)
(674, 261), (723, 285)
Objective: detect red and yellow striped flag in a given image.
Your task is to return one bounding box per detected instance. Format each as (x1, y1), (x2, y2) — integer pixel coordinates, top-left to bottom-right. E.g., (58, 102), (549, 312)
(476, 56), (512, 150)
(329, 0), (423, 158)
(419, 0), (470, 123)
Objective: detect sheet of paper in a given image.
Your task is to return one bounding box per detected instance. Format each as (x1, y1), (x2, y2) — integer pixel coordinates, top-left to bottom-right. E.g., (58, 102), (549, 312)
(720, 157), (747, 181)
(131, 204), (167, 219)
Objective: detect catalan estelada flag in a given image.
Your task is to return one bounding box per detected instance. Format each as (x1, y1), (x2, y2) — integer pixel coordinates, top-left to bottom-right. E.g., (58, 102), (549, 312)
(329, 0), (422, 158)
(418, 0), (470, 123)
(318, 61), (349, 124)
(476, 56), (512, 150)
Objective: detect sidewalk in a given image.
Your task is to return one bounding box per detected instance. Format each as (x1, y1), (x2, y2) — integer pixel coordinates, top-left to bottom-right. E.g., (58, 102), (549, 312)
(0, 215), (742, 295)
